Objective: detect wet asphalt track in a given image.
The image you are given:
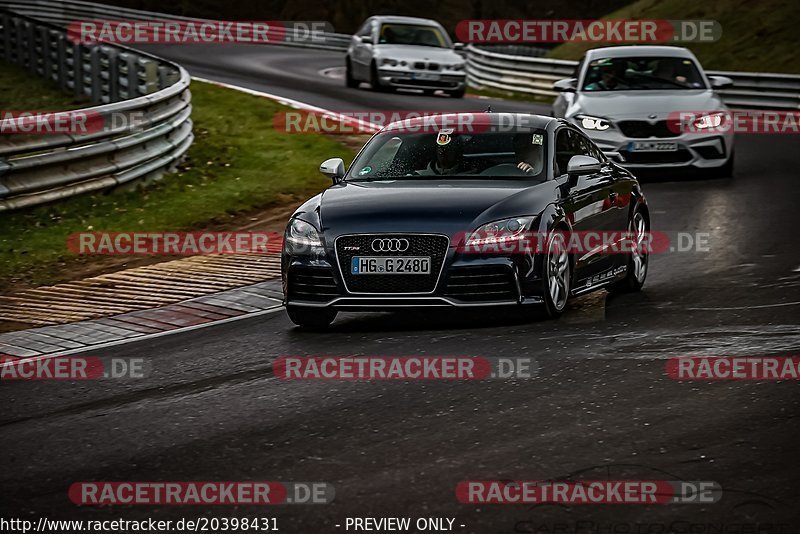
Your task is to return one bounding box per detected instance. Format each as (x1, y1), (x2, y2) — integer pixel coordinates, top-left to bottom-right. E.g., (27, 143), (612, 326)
(2, 45), (799, 531)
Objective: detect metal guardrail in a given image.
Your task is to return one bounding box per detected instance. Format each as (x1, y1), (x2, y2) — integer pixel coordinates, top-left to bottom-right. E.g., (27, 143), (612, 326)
(0, 8), (192, 212)
(0, 0), (353, 51)
(466, 44), (800, 110)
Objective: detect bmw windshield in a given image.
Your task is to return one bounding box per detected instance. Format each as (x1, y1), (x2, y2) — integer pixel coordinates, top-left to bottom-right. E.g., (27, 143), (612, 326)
(378, 23), (450, 48)
(582, 56), (707, 91)
(347, 130), (549, 181)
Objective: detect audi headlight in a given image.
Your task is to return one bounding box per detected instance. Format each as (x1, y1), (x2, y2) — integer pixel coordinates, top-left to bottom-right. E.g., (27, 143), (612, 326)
(577, 115), (612, 131)
(693, 112), (727, 130)
(284, 218), (323, 254)
(466, 217), (535, 246)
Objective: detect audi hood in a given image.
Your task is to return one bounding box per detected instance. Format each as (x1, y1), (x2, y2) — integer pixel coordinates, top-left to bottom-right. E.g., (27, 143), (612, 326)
(306, 179), (560, 238)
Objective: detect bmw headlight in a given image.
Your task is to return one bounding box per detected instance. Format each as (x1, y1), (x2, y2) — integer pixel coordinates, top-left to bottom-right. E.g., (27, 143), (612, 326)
(381, 58), (399, 67)
(448, 62), (466, 71)
(466, 217), (535, 247)
(693, 111), (727, 130)
(284, 218), (323, 254)
(577, 115), (612, 131)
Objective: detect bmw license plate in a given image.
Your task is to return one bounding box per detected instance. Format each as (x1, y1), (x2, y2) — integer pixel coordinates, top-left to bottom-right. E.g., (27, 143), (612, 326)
(412, 72), (440, 81)
(351, 257), (431, 275)
(629, 141), (678, 152)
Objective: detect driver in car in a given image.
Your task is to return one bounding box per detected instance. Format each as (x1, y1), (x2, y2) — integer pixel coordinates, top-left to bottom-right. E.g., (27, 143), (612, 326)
(418, 130), (474, 175)
(513, 133), (544, 175)
(585, 60), (628, 91)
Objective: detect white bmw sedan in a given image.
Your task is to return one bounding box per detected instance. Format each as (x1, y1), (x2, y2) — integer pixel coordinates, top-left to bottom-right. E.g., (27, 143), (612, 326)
(553, 46), (735, 176)
(346, 16), (467, 97)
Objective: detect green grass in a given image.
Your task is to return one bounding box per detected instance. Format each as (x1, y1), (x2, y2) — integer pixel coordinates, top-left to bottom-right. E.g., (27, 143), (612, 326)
(0, 72), (355, 289)
(547, 0), (800, 74)
(0, 62), (87, 110)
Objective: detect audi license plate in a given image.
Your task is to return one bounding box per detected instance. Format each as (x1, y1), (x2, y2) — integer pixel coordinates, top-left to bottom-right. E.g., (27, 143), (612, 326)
(351, 257), (431, 275)
(629, 141), (678, 152)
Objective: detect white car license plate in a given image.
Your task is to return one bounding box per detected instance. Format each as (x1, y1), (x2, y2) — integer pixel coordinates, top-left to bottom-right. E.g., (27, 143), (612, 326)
(629, 141), (678, 152)
(412, 72), (440, 81)
(351, 257), (431, 275)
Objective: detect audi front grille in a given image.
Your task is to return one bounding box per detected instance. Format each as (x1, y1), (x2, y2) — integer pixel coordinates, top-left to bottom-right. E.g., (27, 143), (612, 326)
(335, 234), (449, 294)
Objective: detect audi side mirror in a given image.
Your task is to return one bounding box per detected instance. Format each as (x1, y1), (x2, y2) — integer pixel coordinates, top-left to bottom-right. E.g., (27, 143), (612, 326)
(320, 157), (345, 184)
(553, 78), (578, 93)
(567, 155), (601, 177)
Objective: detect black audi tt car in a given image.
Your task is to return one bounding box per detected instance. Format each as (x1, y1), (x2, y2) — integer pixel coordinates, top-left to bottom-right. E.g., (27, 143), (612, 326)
(281, 113), (650, 328)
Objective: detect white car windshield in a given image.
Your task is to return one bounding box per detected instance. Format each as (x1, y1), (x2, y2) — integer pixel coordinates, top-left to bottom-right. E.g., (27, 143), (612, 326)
(348, 130), (548, 181)
(582, 56), (706, 91)
(378, 23), (449, 48)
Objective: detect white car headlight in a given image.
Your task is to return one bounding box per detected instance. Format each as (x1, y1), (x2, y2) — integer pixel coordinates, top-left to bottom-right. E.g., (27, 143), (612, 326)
(466, 217), (535, 246)
(693, 112), (728, 130)
(285, 218), (323, 252)
(380, 58), (399, 67)
(577, 115), (612, 131)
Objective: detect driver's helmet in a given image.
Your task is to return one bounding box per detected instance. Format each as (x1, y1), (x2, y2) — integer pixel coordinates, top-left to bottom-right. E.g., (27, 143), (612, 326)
(435, 129), (464, 170)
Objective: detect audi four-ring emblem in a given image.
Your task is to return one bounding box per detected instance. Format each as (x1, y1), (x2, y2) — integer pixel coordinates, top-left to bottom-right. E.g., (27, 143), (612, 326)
(371, 238), (409, 252)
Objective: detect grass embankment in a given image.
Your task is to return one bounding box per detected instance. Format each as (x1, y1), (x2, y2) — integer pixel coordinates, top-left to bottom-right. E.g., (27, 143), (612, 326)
(0, 62), (355, 290)
(548, 0), (800, 74)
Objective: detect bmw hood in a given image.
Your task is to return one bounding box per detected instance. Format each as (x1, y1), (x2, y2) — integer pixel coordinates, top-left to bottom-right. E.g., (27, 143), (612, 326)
(572, 90), (726, 120)
(374, 44), (461, 63)
(317, 180), (557, 238)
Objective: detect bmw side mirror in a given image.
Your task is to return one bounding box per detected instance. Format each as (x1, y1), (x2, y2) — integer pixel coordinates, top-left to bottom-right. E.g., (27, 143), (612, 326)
(553, 78), (578, 93)
(360, 35), (373, 44)
(453, 42), (465, 51)
(708, 75), (733, 89)
(567, 155), (601, 177)
(320, 157), (345, 184)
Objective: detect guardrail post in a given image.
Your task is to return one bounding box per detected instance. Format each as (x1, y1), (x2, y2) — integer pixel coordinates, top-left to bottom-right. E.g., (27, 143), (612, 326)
(1, 12), (9, 61)
(137, 57), (159, 95)
(89, 45), (102, 104)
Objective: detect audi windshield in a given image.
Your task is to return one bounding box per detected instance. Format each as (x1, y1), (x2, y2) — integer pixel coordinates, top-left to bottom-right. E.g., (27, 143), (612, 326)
(347, 130), (549, 180)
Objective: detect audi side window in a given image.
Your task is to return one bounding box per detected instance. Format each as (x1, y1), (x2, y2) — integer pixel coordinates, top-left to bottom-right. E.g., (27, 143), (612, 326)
(579, 134), (606, 163)
(555, 129), (575, 177)
(574, 132), (596, 158)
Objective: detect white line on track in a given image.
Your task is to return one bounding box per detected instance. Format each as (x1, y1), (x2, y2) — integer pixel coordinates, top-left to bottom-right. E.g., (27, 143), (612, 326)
(687, 301), (800, 311)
